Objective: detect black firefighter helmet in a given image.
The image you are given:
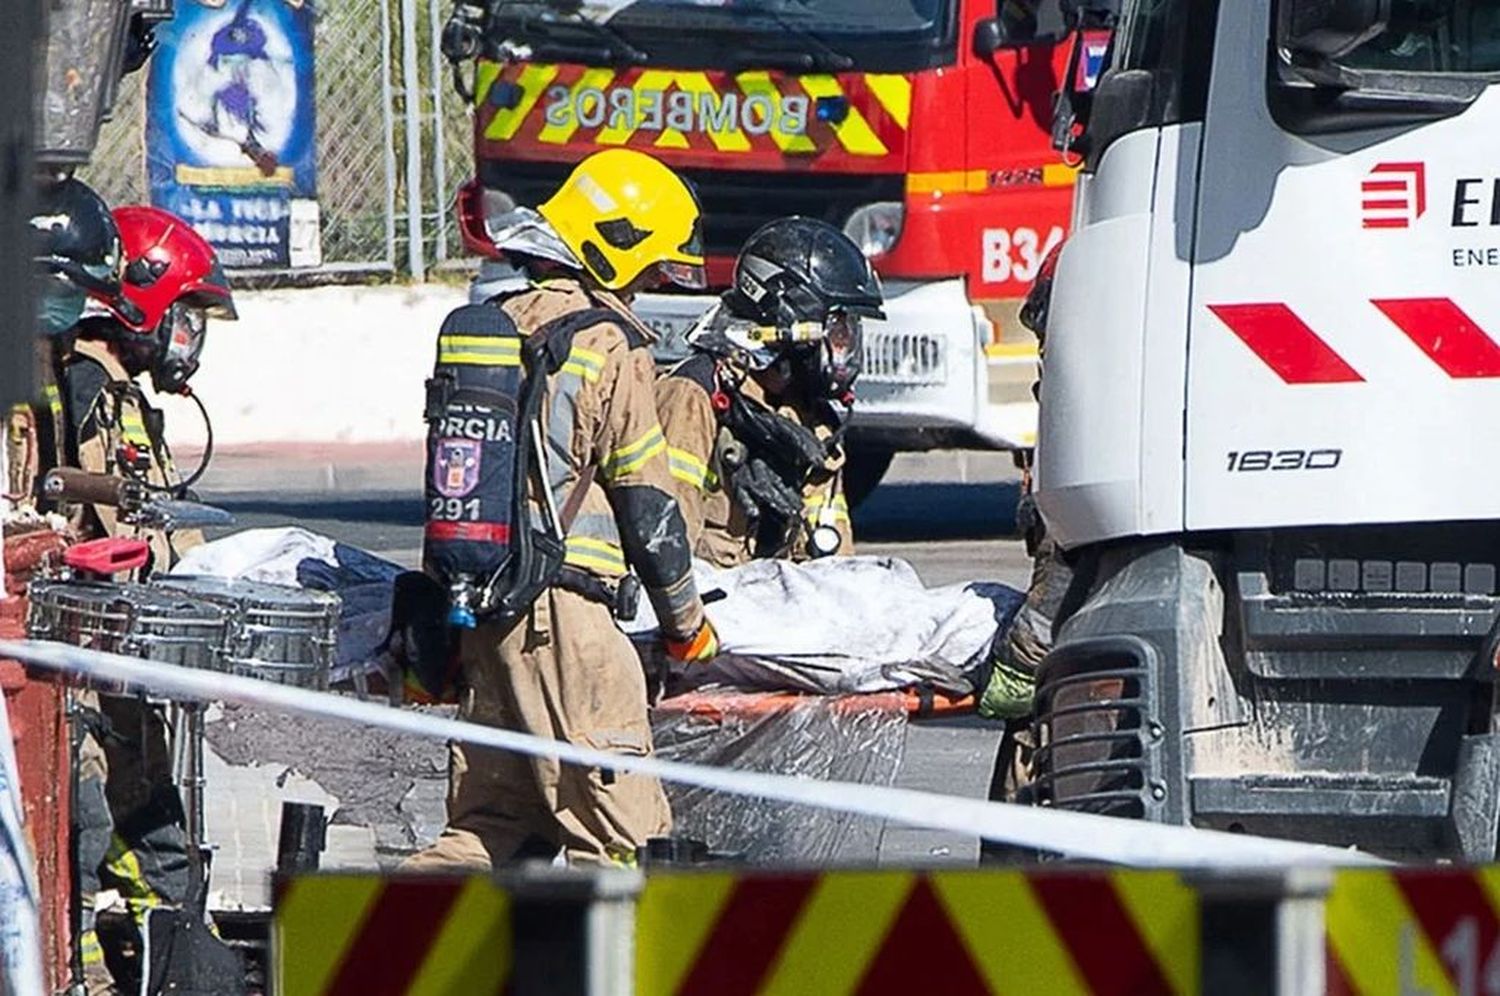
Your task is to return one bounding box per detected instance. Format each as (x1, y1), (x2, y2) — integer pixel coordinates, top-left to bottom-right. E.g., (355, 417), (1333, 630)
(33, 176), (129, 335)
(722, 217), (885, 401)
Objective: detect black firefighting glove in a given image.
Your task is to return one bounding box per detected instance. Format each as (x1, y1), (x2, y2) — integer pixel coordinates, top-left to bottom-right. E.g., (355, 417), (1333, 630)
(729, 457), (804, 528)
(724, 392), (829, 482)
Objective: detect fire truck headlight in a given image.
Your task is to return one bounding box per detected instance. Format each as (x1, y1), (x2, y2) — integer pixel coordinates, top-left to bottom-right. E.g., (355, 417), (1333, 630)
(844, 202), (904, 259)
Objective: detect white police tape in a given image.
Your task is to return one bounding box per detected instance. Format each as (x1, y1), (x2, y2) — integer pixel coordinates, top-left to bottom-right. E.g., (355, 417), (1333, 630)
(0, 638), (1383, 870)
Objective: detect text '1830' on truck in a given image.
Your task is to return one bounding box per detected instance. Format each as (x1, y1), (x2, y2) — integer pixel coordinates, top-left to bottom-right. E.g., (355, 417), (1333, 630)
(1024, 0), (1500, 861)
(440, 0), (1105, 499)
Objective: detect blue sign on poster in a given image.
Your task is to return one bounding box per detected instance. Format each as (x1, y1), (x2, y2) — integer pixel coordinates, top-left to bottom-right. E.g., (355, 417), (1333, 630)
(147, 0), (318, 269)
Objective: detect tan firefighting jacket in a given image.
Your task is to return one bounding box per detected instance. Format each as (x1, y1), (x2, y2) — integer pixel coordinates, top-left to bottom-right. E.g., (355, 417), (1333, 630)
(495, 277), (705, 639)
(656, 353), (853, 568)
(58, 338), (201, 572)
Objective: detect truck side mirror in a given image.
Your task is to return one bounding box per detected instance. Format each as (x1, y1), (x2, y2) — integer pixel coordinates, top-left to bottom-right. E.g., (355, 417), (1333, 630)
(1278, 0), (1391, 59)
(973, 18), (1013, 57)
(975, 0), (1069, 56)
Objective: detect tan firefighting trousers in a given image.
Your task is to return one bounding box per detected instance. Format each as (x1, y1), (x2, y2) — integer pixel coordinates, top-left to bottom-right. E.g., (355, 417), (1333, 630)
(402, 587), (671, 870)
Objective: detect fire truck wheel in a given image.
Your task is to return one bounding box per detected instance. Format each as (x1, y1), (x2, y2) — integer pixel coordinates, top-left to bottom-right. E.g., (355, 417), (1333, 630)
(843, 447), (895, 509)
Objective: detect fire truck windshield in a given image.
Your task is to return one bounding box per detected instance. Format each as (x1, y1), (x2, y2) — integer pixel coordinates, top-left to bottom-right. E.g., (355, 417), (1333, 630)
(494, 0), (957, 73)
(612, 0), (944, 38)
(1333, 1), (1500, 75)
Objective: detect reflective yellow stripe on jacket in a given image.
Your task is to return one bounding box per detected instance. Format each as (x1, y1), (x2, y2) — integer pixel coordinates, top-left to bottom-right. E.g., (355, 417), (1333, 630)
(103, 833), (166, 921)
(79, 929), (104, 966)
(602, 425), (666, 480)
(806, 492), (851, 524)
(667, 446), (709, 491)
(119, 409), (152, 449)
(565, 535), (627, 574)
(562, 346), (605, 383)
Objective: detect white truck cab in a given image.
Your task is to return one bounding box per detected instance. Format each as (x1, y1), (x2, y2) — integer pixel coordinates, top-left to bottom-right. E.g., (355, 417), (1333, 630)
(1028, 0), (1500, 859)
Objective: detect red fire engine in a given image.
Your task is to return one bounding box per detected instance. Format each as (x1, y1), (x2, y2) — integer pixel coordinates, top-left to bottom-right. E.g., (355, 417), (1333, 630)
(448, 0), (1105, 496)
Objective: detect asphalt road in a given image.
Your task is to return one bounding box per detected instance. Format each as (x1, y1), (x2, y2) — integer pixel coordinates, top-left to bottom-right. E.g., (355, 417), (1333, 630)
(196, 450), (1034, 590)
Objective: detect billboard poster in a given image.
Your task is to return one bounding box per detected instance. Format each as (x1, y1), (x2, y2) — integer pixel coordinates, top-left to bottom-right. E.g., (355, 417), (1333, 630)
(146, 0), (320, 269)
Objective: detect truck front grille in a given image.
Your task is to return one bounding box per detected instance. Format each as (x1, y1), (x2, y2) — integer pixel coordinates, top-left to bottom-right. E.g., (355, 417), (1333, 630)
(479, 160), (903, 257)
(861, 329), (947, 386)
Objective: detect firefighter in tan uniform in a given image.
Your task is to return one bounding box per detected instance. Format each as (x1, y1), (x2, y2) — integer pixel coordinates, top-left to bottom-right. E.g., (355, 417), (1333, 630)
(656, 218), (883, 565)
(404, 150), (718, 870)
(52, 200), (237, 993)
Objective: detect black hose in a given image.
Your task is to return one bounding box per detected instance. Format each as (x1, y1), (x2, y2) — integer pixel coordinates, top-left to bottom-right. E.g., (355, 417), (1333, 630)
(171, 388), (214, 498)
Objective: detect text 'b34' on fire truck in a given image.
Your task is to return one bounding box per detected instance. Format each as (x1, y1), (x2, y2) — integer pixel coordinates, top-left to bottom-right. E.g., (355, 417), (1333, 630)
(440, 0), (1106, 501)
(1021, 0), (1500, 860)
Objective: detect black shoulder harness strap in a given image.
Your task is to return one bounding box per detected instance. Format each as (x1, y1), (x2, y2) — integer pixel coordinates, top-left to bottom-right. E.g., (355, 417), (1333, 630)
(527, 306), (634, 374)
(668, 353), (717, 394)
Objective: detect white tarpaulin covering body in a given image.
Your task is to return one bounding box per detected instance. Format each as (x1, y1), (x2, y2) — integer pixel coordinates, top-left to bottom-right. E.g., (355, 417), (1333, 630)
(173, 528), (1023, 696)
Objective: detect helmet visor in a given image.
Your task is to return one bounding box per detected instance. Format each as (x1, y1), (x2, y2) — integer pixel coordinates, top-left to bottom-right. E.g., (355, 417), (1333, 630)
(660, 260), (707, 290)
(153, 302), (208, 393)
(821, 310), (864, 399)
(38, 255), (121, 300)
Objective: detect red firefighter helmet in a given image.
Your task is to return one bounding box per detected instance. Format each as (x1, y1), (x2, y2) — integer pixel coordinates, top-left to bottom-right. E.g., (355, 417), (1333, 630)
(112, 206), (237, 329)
(109, 206), (237, 393)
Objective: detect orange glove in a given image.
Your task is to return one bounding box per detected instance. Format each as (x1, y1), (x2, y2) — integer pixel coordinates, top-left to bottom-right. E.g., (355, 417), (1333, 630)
(664, 619), (719, 664)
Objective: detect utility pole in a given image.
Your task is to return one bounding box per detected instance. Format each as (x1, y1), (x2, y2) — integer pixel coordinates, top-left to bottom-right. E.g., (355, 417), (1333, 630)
(0, 0), (40, 602)
(0, 0), (38, 414)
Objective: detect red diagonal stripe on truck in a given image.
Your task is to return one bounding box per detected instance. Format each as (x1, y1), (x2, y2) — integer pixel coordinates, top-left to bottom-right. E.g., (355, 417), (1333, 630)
(1374, 297), (1500, 378)
(1208, 303), (1365, 384)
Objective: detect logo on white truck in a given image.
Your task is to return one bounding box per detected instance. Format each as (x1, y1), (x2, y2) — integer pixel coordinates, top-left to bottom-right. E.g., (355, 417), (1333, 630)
(1361, 162), (1427, 229)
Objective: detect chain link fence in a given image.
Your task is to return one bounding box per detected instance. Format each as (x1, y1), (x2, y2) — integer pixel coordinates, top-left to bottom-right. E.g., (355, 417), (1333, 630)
(422, 0), (478, 270)
(80, 0), (477, 282)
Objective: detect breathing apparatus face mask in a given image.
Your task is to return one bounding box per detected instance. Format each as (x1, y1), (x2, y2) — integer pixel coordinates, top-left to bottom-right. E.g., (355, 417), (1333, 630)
(785, 310), (863, 404)
(699, 301), (864, 405)
(152, 302), (208, 394)
(820, 309), (864, 402)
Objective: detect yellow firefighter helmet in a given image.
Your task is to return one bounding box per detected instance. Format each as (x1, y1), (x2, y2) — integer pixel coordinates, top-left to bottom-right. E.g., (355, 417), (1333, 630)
(538, 149), (706, 292)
